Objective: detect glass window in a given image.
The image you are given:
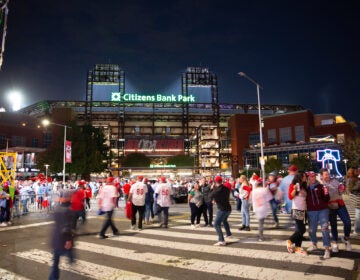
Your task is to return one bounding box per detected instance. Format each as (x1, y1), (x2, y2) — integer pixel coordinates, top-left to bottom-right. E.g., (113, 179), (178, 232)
(32, 138), (39, 148)
(279, 127), (291, 143)
(295, 125), (305, 142)
(43, 133), (53, 148)
(267, 129), (276, 144)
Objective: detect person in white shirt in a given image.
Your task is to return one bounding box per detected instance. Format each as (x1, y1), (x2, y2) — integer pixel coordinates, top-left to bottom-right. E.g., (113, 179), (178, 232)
(128, 175), (147, 231)
(98, 177), (120, 239)
(155, 177), (173, 228)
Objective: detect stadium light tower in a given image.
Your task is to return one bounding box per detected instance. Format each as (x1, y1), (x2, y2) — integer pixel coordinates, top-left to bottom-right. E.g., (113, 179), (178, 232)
(238, 72), (265, 186)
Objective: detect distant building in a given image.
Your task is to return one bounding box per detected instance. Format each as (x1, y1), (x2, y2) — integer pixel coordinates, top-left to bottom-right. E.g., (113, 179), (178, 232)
(229, 110), (358, 177)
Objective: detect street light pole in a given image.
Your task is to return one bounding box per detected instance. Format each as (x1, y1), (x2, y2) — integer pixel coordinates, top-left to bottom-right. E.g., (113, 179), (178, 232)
(44, 164), (49, 180)
(238, 72), (265, 187)
(42, 120), (70, 185)
(343, 159), (348, 176)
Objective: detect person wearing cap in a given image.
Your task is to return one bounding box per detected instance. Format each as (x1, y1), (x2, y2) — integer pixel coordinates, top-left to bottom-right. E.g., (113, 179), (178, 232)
(251, 176), (272, 241)
(98, 177), (120, 238)
(70, 180), (86, 230)
(49, 190), (75, 280)
(128, 175), (148, 231)
(305, 170), (331, 259)
(320, 168), (352, 252)
(211, 176), (232, 246)
(278, 165), (298, 215)
(155, 176), (173, 228)
(266, 171), (280, 228)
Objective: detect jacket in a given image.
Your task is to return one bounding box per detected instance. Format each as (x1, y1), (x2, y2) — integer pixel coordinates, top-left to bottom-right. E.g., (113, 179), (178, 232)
(306, 181), (329, 211)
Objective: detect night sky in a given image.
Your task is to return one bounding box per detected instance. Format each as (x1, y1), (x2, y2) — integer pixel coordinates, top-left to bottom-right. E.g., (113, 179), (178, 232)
(0, 0), (359, 126)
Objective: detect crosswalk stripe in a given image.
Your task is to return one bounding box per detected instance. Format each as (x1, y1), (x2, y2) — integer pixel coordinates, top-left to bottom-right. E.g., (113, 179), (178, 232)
(0, 268), (31, 280)
(76, 240), (345, 280)
(126, 228), (360, 251)
(12, 249), (166, 280)
(105, 234), (354, 271)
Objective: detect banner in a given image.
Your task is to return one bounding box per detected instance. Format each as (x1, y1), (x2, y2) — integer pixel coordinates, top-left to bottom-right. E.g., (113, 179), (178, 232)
(65, 140), (72, 163)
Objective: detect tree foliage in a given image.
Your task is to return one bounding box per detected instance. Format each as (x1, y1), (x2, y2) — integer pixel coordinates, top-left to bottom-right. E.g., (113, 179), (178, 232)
(167, 155), (194, 166)
(37, 121), (108, 180)
(343, 136), (360, 168)
(290, 155), (313, 172)
(264, 158), (282, 174)
(123, 153), (150, 167)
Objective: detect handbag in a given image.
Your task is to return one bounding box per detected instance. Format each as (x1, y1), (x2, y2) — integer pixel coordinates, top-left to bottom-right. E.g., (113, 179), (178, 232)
(195, 201), (203, 208)
(125, 201), (133, 219)
(97, 209), (105, 215)
(291, 209), (305, 220)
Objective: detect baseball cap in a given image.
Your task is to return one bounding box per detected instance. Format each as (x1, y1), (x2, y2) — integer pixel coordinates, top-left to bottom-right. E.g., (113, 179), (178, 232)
(215, 176), (222, 183)
(288, 165), (298, 172)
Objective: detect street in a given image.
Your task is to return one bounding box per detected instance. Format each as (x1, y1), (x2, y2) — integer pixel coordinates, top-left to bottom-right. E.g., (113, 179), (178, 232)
(0, 200), (359, 280)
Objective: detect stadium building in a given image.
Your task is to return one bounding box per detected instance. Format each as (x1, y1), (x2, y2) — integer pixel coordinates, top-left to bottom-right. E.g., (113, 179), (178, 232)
(8, 64), (357, 178)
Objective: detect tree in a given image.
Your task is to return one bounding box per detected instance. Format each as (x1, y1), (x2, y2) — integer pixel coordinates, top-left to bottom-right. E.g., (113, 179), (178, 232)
(167, 155), (194, 167)
(343, 136), (360, 168)
(37, 121), (109, 180)
(264, 158), (282, 174)
(290, 155), (312, 172)
(122, 153), (150, 167)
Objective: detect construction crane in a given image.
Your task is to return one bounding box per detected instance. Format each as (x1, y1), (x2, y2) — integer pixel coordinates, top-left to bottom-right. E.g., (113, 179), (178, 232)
(0, 0), (9, 70)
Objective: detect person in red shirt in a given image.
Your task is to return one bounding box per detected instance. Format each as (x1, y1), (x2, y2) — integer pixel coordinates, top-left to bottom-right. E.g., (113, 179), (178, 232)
(70, 180), (86, 230)
(84, 184), (92, 209)
(122, 180), (131, 203)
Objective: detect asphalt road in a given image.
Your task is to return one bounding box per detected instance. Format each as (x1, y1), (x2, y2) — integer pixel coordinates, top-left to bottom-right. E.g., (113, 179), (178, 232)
(0, 199), (359, 280)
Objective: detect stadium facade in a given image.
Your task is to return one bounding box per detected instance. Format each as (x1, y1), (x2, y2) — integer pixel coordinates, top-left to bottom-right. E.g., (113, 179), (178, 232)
(10, 64), (357, 178)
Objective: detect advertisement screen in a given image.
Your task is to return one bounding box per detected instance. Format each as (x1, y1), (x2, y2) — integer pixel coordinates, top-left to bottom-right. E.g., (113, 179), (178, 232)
(93, 84), (119, 101)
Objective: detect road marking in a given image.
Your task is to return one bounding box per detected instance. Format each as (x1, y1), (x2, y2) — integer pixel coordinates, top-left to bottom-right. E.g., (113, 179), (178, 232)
(0, 268), (31, 280)
(76, 241), (346, 280)
(12, 249), (166, 280)
(109, 235), (354, 271)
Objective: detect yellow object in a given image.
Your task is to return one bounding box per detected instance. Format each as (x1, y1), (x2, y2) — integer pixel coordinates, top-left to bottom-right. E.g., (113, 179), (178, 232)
(0, 152), (17, 198)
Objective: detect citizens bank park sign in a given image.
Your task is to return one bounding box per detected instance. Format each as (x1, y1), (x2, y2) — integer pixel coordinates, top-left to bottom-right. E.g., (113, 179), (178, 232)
(111, 92), (196, 103)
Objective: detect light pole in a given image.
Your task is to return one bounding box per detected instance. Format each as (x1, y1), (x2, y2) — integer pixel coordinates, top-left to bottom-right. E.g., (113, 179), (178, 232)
(44, 164), (49, 180)
(343, 159), (348, 176)
(42, 119), (71, 185)
(245, 164), (250, 179)
(238, 72), (265, 187)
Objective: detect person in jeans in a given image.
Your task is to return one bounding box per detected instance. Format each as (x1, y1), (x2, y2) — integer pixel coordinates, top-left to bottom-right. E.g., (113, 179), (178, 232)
(306, 171), (331, 259)
(188, 181), (203, 229)
(286, 171), (308, 255)
(49, 190), (75, 280)
(211, 176), (232, 246)
(200, 177), (213, 227)
(266, 171), (280, 228)
(238, 175), (252, 231)
(144, 178), (155, 224)
(155, 176), (172, 228)
(321, 168), (352, 252)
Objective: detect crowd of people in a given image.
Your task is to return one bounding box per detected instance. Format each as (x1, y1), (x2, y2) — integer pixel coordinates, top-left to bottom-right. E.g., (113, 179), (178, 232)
(1, 165), (359, 260)
(184, 165), (359, 260)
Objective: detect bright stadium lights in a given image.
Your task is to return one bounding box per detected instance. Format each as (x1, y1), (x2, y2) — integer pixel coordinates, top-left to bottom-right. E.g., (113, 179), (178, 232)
(7, 90), (23, 111)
